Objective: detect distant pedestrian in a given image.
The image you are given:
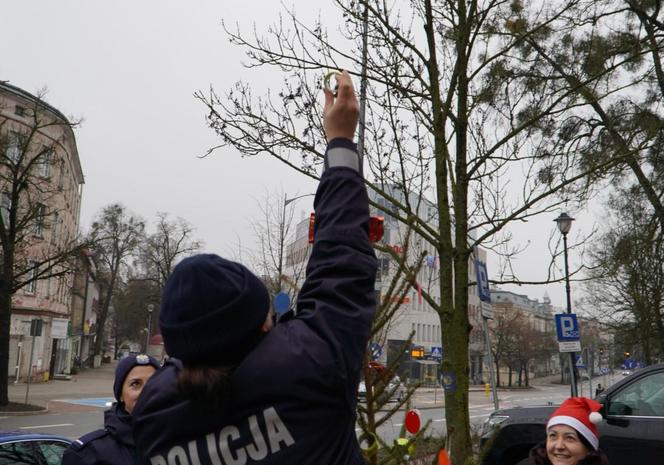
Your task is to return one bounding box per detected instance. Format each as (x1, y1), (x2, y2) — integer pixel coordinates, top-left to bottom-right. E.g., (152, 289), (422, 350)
(62, 354), (160, 465)
(526, 397), (609, 464)
(595, 384), (605, 397)
(132, 70), (378, 465)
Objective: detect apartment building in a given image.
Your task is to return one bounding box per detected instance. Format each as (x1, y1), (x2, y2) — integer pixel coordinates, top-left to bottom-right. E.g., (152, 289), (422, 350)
(1, 82), (84, 381)
(490, 289), (560, 381)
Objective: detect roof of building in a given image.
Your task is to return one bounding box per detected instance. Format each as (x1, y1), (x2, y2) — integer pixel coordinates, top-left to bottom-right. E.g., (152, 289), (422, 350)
(0, 81), (84, 184)
(491, 288), (556, 316)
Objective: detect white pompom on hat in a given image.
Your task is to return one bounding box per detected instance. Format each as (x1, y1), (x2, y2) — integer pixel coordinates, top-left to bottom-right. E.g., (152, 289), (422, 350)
(547, 397), (603, 450)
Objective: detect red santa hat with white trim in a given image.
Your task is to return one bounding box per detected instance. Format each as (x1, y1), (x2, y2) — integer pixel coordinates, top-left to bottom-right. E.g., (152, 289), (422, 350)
(547, 397), (603, 450)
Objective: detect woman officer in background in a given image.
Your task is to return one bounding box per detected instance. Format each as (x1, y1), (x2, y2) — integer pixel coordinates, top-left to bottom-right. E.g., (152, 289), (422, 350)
(62, 353), (160, 465)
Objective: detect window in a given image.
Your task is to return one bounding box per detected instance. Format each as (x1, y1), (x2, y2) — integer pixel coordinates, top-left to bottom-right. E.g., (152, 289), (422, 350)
(0, 440), (35, 464)
(33, 204), (46, 237)
(57, 160), (65, 190)
(25, 262), (38, 294)
(36, 441), (68, 465)
(608, 372), (664, 417)
(376, 257), (390, 281)
(14, 105), (26, 117)
(1, 192), (11, 226)
(5, 131), (23, 163)
(38, 149), (52, 178)
(50, 212), (59, 242)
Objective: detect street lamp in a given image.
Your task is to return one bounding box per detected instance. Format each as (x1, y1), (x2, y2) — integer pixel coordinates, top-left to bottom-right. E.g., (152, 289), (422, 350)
(554, 212), (578, 397)
(145, 304), (154, 353)
(284, 193), (315, 208)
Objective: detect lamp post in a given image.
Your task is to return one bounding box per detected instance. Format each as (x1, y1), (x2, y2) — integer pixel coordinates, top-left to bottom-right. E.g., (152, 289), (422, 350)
(146, 304), (154, 353)
(554, 212), (578, 397)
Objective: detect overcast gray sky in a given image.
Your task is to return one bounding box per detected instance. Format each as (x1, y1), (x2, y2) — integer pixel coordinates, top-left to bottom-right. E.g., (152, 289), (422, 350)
(1, 1), (321, 252)
(0, 1), (596, 309)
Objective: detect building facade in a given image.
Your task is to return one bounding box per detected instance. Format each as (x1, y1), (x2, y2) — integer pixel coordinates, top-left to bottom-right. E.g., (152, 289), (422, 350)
(70, 250), (102, 370)
(490, 289), (560, 384)
(1, 82), (84, 381)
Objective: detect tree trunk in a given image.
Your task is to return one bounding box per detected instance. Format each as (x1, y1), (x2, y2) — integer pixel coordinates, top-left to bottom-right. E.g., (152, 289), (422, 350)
(494, 358), (501, 387)
(422, 0), (474, 460)
(508, 366), (513, 387)
(94, 270), (117, 357)
(0, 257), (15, 406)
(440, 249), (473, 464)
(0, 290), (11, 406)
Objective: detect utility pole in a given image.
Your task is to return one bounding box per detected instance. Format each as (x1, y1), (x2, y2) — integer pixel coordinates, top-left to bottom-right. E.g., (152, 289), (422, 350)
(145, 304), (154, 353)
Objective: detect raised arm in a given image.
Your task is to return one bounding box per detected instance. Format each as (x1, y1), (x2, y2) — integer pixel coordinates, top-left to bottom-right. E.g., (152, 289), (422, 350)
(295, 71), (377, 399)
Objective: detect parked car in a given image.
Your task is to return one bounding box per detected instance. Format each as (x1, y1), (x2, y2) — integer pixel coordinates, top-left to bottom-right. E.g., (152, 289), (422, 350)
(358, 376), (405, 403)
(480, 363), (664, 464)
(0, 430), (71, 464)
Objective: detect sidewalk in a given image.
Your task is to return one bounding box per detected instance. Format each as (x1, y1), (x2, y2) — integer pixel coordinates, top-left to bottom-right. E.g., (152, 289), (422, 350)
(417, 373), (561, 394)
(7, 360), (117, 411)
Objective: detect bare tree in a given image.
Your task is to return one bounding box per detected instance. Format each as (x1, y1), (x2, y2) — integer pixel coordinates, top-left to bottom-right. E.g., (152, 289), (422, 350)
(112, 275), (160, 355)
(244, 189), (310, 309)
(585, 187), (664, 363)
(139, 212), (202, 289)
(490, 308), (521, 387)
(88, 204), (144, 358)
(0, 88), (87, 406)
(197, 1), (619, 460)
(131, 212), (201, 341)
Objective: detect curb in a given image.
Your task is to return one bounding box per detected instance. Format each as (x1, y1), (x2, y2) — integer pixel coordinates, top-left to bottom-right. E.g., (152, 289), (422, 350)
(0, 405), (48, 416)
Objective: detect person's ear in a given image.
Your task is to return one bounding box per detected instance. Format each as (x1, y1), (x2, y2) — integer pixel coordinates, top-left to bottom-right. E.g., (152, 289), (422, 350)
(260, 312), (274, 333)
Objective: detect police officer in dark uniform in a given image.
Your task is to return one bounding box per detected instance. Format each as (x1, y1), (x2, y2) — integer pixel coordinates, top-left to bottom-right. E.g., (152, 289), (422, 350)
(62, 354), (160, 465)
(132, 71), (377, 465)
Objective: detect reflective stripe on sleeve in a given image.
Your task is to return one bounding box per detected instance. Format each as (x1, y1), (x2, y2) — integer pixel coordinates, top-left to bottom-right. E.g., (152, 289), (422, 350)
(325, 147), (360, 172)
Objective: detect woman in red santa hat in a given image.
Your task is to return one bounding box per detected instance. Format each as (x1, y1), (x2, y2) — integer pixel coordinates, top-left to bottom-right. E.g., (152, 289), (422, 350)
(527, 397), (609, 465)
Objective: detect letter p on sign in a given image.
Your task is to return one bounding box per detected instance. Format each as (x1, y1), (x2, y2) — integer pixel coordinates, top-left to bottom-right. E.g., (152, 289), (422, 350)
(555, 313), (579, 341)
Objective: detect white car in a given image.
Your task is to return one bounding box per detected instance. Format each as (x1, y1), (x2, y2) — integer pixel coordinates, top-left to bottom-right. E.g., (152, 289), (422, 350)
(357, 376), (405, 402)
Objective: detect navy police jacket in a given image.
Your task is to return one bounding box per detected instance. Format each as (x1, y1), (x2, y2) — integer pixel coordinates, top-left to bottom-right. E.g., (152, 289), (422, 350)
(132, 138), (378, 465)
(62, 403), (137, 465)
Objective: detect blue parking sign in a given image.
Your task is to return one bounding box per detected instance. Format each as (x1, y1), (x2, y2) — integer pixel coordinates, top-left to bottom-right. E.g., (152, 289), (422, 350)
(475, 260), (491, 303)
(555, 313), (580, 341)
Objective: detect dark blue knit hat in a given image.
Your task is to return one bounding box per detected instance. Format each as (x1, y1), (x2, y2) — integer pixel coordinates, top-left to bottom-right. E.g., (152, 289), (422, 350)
(113, 354), (160, 401)
(159, 254), (270, 365)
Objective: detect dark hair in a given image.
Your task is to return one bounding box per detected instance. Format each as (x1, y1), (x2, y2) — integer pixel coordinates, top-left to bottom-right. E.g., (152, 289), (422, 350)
(176, 365), (235, 409)
(528, 442), (609, 465)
